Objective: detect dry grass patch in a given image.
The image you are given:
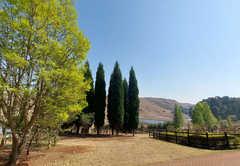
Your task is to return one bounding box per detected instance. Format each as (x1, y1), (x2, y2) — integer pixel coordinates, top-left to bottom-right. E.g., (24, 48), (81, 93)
(23, 134), (222, 166)
(0, 133), (225, 166)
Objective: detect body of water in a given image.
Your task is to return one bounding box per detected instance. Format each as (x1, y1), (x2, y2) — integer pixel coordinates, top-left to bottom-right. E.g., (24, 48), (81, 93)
(139, 118), (165, 124)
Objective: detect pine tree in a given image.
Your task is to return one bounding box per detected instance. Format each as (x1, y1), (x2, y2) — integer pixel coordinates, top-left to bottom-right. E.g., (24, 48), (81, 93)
(111, 62), (124, 136)
(173, 104), (184, 129)
(94, 62), (106, 135)
(123, 78), (129, 134)
(128, 67), (139, 136)
(107, 73), (115, 135)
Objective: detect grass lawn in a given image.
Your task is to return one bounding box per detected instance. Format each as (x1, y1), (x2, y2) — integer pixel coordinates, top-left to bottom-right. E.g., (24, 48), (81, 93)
(0, 133), (223, 166)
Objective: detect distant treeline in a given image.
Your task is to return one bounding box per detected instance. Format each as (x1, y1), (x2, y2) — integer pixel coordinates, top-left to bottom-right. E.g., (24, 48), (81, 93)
(198, 96), (240, 120)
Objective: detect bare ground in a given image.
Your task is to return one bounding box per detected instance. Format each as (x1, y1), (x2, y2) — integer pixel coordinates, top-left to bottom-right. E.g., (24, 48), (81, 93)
(0, 133), (225, 166)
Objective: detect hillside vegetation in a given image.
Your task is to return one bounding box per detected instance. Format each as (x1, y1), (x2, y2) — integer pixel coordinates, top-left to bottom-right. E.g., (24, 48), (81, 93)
(139, 98), (194, 121)
(201, 96), (240, 120)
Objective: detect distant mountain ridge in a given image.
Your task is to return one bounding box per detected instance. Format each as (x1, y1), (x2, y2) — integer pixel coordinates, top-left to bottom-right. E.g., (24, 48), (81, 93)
(139, 97), (194, 121)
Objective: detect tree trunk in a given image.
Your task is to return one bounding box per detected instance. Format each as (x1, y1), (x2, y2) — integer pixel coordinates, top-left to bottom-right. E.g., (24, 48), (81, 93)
(125, 129), (128, 135)
(116, 127), (119, 136)
(97, 126), (100, 135)
(0, 127), (6, 149)
(133, 129), (135, 137)
(27, 128), (38, 155)
(77, 126), (80, 135)
(6, 135), (29, 166)
(112, 127), (114, 135)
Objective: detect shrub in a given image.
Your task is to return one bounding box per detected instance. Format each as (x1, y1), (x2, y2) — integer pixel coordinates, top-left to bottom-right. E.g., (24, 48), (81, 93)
(232, 137), (240, 149)
(193, 124), (203, 134)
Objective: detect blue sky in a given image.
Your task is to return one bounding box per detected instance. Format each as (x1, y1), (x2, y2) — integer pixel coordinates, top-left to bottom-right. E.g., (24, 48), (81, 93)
(75, 0), (240, 104)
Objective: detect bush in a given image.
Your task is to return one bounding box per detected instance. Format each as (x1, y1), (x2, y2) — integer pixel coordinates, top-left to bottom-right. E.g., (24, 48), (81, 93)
(193, 124), (203, 134)
(232, 137), (240, 149)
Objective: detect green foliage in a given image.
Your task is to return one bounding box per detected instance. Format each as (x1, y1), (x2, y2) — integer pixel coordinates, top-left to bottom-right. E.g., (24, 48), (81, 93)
(191, 103), (205, 127)
(123, 78), (129, 131)
(189, 107), (194, 118)
(78, 113), (94, 128)
(232, 137), (240, 149)
(173, 104), (184, 128)
(193, 124), (204, 134)
(219, 120), (228, 130)
(94, 63), (106, 130)
(227, 115), (233, 128)
(111, 62), (124, 129)
(82, 61), (95, 114)
(0, 0), (91, 163)
(180, 106), (189, 114)
(201, 96), (240, 120)
(107, 73), (114, 128)
(191, 102), (218, 131)
(128, 67), (140, 130)
(141, 124), (144, 129)
(229, 115), (237, 122)
(202, 102), (218, 130)
(147, 121), (173, 130)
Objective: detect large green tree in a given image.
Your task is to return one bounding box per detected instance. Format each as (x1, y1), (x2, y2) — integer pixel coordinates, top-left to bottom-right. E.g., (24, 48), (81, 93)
(128, 67), (139, 136)
(107, 73), (114, 135)
(202, 102), (218, 131)
(123, 78), (129, 134)
(173, 104), (184, 129)
(94, 62), (106, 135)
(111, 62), (124, 136)
(0, 0), (91, 165)
(192, 102), (218, 131)
(191, 103), (205, 127)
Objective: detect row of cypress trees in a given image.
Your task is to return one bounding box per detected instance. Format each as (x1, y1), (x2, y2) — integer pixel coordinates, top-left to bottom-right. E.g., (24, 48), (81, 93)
(87, 61), (139, 136)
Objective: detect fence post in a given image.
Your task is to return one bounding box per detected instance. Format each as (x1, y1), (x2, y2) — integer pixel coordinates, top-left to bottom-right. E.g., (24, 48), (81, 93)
(149, 130), (150, 137)
(175, 131), (178, 144)
(166, 130), (168, 141)
(188, 130), (190, 146)
(225, 132), (229, 148)
(206, 132), (210, 149)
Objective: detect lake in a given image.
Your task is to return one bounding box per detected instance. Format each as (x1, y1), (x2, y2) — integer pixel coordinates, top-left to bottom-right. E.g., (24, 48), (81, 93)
(139, 118), (165, 124)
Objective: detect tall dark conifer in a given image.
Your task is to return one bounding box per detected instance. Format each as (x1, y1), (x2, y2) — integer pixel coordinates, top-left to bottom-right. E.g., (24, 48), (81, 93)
(123, 78), (129, 135)
(107, 73), (115, 135)
(83, 61), (94, 114)
(74, 61), (94, 134)
(111, 61), (124, 136)
(94, 62), (106, 135)
(128, 67), (139, 136)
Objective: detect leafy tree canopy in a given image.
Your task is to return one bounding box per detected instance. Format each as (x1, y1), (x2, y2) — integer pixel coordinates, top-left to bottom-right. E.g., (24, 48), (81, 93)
(0, 0), (91, 164)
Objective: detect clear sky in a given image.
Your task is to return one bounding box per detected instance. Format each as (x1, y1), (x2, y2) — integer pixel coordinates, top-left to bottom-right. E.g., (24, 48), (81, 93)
(75, 0), (240, 104)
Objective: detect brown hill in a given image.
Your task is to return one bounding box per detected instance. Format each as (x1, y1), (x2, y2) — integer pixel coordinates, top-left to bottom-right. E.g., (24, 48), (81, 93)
(139, 97), (194, 121)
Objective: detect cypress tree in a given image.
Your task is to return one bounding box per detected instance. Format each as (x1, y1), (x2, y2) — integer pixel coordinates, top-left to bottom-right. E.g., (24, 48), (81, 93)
(94, 62), (106, 135)
(128, 67), (139, 136)
(83, 61), (95, 114)
(111, 61), (124, 136)
(123, 78), (129, 135)
(74, 61), (94, 134)
(107, 73), (115, 135)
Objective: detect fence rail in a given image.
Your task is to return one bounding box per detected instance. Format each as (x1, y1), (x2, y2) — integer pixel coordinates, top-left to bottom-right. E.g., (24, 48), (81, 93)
(149, 129), (240, 150)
